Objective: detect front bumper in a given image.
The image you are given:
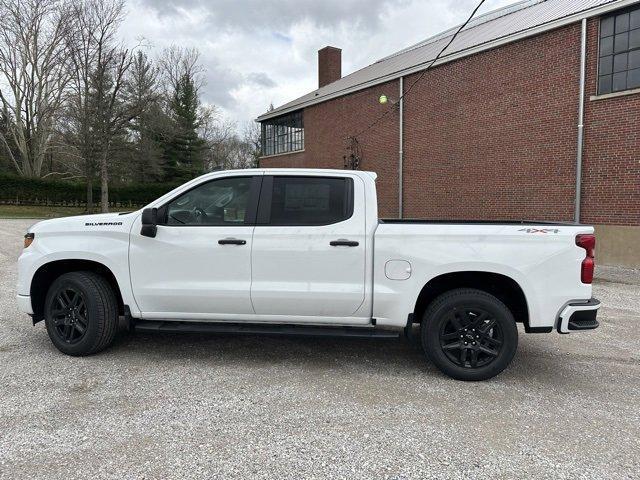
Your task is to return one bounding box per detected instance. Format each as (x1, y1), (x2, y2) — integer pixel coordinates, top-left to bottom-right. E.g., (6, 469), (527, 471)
(557, 298), (600, 334)
(16, 294), (34, 315)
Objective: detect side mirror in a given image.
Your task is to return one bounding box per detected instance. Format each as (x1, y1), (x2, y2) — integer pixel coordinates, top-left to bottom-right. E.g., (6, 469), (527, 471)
(141, 207), (158, 238)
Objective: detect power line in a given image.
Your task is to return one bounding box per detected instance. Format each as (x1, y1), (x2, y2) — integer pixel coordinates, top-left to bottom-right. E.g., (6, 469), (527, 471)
(349, 0), (487, 142)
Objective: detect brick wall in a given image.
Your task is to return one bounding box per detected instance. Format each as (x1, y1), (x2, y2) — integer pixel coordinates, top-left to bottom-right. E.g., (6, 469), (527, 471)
(259, 151), (306, 168)
(261, 20), (639, 226)
(260, 80), (400, 216)
(582, 18), (640, 226)
(402, 24), (581, 221)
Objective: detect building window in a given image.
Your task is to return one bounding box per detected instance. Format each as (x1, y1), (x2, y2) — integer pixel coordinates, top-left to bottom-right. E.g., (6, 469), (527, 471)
(598, 6), (640, 95)
(260, 111), (304, 156)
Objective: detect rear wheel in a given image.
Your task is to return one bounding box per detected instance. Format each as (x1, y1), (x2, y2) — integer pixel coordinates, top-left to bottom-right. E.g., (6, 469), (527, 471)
(44, 271), (118, 356)
(421, 288), (518, 381)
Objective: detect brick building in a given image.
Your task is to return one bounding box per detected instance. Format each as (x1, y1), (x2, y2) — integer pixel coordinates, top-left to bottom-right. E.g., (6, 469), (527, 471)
(257, 0), (640, 267)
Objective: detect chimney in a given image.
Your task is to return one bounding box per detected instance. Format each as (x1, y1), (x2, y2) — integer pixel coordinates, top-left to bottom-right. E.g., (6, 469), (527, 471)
(318, 46), (341, 88)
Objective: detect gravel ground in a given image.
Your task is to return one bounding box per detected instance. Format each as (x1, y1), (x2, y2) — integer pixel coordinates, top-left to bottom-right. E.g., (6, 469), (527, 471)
(0, 219), (638, 480)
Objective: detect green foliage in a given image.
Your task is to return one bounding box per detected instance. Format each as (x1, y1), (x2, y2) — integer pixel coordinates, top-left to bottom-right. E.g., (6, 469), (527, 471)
(125, 52), (167, 183)
(0, 173), (179, 206)
(1, 38), (256, 205)
(164, 73), (206, 181)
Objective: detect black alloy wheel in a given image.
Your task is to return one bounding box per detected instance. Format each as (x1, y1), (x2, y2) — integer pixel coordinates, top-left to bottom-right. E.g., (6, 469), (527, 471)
(44, 271), (119, 356)
(49, 287), (89, 344)
(421, 288), (518, 381)
(439, 307), (503, 369)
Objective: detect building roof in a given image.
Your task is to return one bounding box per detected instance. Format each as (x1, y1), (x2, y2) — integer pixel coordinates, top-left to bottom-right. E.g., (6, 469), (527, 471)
(258, 0), (637, 122)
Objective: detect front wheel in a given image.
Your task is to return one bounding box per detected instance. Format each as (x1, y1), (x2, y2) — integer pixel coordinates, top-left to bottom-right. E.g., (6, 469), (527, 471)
(44, 271), (119, 356)
(421, 288), (518, 381)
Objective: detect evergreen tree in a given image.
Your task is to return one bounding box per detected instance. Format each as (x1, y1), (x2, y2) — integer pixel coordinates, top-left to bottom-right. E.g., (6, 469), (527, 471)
(164, 72), (206, 181)
(125, 51), (166, 183)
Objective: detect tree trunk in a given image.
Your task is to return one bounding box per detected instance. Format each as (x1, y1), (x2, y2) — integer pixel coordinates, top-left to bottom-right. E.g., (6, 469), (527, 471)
(87, 177), (93, 213)
(83, 157), (94, 213)
(100, 153), (109, 213)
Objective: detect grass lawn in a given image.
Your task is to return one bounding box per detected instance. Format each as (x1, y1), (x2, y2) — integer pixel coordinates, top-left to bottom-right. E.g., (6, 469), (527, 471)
(0, 204), (133, 219)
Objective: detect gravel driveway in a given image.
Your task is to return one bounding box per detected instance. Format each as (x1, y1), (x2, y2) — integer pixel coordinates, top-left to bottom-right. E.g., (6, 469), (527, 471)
(1, 219), (638, 479)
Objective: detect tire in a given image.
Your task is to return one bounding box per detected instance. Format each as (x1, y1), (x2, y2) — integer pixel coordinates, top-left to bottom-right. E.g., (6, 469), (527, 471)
(44, 271), (118, 356)
(421, 288), (518, 381)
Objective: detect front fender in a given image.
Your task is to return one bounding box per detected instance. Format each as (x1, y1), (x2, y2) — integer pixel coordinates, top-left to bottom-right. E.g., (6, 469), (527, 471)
(17, 231), (138, 317)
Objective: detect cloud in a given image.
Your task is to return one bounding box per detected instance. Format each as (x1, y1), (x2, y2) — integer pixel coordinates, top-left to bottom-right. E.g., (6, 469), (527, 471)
(139, 0), (410, 31)
(246, 72), (277, 88)
(121, 0), (518, 129)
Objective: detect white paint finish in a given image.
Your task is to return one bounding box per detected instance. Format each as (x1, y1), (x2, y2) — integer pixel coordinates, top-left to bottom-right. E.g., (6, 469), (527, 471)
(385, 260), (412, 280)
(16, 168), (595, 335)
(137, 312), (371, 326)
(372, 223), (594, 328)
(16, 211), (139, 315)
(249, 224), (367, 316)
(250, 172), (368, 318)
(129, 222), (255, 317)
(16, 294), (33, 315)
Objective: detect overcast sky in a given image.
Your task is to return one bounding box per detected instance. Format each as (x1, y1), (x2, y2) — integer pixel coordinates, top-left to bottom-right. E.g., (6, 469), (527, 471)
(120, 0), (517, 130)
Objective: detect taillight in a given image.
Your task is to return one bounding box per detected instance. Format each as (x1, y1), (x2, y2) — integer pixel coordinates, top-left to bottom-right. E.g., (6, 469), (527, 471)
(576, 234), (595, 284)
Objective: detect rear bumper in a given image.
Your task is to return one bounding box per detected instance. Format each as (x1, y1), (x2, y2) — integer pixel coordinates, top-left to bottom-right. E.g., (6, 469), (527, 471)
(16, 295), (34, 315)
(557, 298), (600, 334)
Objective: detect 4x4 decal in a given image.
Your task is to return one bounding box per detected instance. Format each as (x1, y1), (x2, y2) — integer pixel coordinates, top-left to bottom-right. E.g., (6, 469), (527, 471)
(518, 228), (560, 234)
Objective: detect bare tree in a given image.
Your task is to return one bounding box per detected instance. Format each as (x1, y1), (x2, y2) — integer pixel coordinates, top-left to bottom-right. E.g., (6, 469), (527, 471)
(159, 46), (205, 96)
(0, 0), (72, 177)
(200, 105), (233, 138)
(199, 113), (261, 172)
(64, 0), (139, 212)
(242, 121), (262, 168)
(208, 135), (259, 171)
(199, 104), (236, 171)
(94, 47), (139, 212)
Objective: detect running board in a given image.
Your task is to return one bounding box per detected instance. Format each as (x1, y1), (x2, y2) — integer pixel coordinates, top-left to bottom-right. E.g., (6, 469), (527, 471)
(134, 320), (400, 339)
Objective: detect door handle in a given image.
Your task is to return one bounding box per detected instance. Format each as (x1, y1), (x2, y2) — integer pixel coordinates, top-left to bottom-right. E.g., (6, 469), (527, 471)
(330, 239), (359, 247)
(218, 238), (246, 245)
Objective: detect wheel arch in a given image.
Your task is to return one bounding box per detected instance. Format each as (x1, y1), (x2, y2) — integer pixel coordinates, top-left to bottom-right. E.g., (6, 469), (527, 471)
(30, 259), (125, 323)
(413, 271), (531, 331)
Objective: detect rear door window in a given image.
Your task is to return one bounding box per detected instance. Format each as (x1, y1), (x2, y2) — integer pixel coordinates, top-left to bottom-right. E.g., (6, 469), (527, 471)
(258, 176), (353, 226)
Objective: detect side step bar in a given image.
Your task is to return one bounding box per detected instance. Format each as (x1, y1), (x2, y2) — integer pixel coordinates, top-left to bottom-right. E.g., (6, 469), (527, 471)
(134, 320), (400, 339)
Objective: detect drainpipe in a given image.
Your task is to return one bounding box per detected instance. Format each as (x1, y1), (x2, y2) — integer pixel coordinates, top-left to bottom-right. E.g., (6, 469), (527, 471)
(575, 18), (587, 224)
(399, 76), (404, 219)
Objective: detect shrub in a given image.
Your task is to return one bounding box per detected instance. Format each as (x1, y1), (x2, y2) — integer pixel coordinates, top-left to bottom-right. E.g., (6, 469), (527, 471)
(0, 174), (180, 207)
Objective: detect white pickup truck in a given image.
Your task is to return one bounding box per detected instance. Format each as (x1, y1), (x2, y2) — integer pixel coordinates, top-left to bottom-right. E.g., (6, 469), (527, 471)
(17, 169), (600, 380)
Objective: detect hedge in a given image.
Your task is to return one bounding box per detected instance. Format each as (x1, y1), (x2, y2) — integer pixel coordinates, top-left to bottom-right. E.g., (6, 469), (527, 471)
(0, 173), (180, 207)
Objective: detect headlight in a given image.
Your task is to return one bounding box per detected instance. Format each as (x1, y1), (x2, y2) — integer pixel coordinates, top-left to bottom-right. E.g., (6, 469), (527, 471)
(24, 233), (34, 248)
